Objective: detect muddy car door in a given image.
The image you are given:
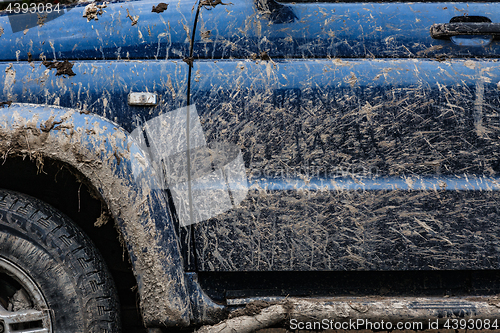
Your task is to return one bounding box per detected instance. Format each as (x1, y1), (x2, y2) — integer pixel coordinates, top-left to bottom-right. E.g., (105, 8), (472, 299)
(187, 0), (500, 274)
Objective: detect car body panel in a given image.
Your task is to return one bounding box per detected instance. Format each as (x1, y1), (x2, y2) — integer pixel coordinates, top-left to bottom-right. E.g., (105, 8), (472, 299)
(190, 1), (500, 271)
(193, 1), (500, 59)
(191, 58), (500, 271)
(0, 60), (188, 132)
(0, 104), (192, 326)
(0, 0), (197, 326)
(0, 0), (194, 61)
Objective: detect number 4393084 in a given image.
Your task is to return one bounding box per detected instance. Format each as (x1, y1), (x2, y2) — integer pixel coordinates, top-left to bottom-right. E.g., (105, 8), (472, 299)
(6, 2), (61, 14)
(444, 318), (498, 330)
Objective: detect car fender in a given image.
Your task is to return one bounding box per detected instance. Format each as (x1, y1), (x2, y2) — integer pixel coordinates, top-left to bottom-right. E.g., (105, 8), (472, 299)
(0, 103), (192, 326)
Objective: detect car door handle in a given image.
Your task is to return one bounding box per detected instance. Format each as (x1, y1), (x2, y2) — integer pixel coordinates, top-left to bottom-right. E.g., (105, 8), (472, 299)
(430, 22), (500, 39)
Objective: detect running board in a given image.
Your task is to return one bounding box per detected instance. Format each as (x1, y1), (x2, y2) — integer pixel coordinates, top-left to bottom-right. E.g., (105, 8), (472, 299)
(227, 296), (500, 323)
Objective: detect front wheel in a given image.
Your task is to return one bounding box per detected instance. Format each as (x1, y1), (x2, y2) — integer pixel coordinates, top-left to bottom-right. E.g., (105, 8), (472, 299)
(0, 189), (121, 332)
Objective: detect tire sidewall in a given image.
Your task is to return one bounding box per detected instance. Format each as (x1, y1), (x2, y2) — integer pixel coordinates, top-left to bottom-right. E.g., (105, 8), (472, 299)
(0, 189), (120, 332)
(0, 227), (86, 331)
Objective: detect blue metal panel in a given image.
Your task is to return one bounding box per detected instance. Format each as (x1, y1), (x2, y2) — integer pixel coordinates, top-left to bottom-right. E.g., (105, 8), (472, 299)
(0, 0), (194, 61)
(0, 60), (188, 132)
(190, 53), (500, 270)
(193, 2), (500, 59)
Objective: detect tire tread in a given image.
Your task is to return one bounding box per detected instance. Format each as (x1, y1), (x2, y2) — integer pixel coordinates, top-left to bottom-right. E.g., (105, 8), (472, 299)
(0, 189), (121, 332)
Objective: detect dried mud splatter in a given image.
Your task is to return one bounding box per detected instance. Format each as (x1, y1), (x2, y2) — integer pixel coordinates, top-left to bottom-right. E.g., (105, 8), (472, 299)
(43, 60), (76, 77)
(126, 8), (139, 26)
(83, 2), (108, 22)
(152, 3), (168, 13)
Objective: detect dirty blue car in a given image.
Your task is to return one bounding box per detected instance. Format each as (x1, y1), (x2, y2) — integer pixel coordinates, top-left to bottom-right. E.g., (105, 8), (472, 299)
(1, 0), (500, 331)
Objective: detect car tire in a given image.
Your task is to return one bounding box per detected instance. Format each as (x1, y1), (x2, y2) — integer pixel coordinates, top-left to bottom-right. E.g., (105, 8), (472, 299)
(0, 188), (121, 332)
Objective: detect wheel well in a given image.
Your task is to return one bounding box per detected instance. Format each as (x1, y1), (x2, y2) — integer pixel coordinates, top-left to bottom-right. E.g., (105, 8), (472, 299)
(0, 156), (146, 332)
